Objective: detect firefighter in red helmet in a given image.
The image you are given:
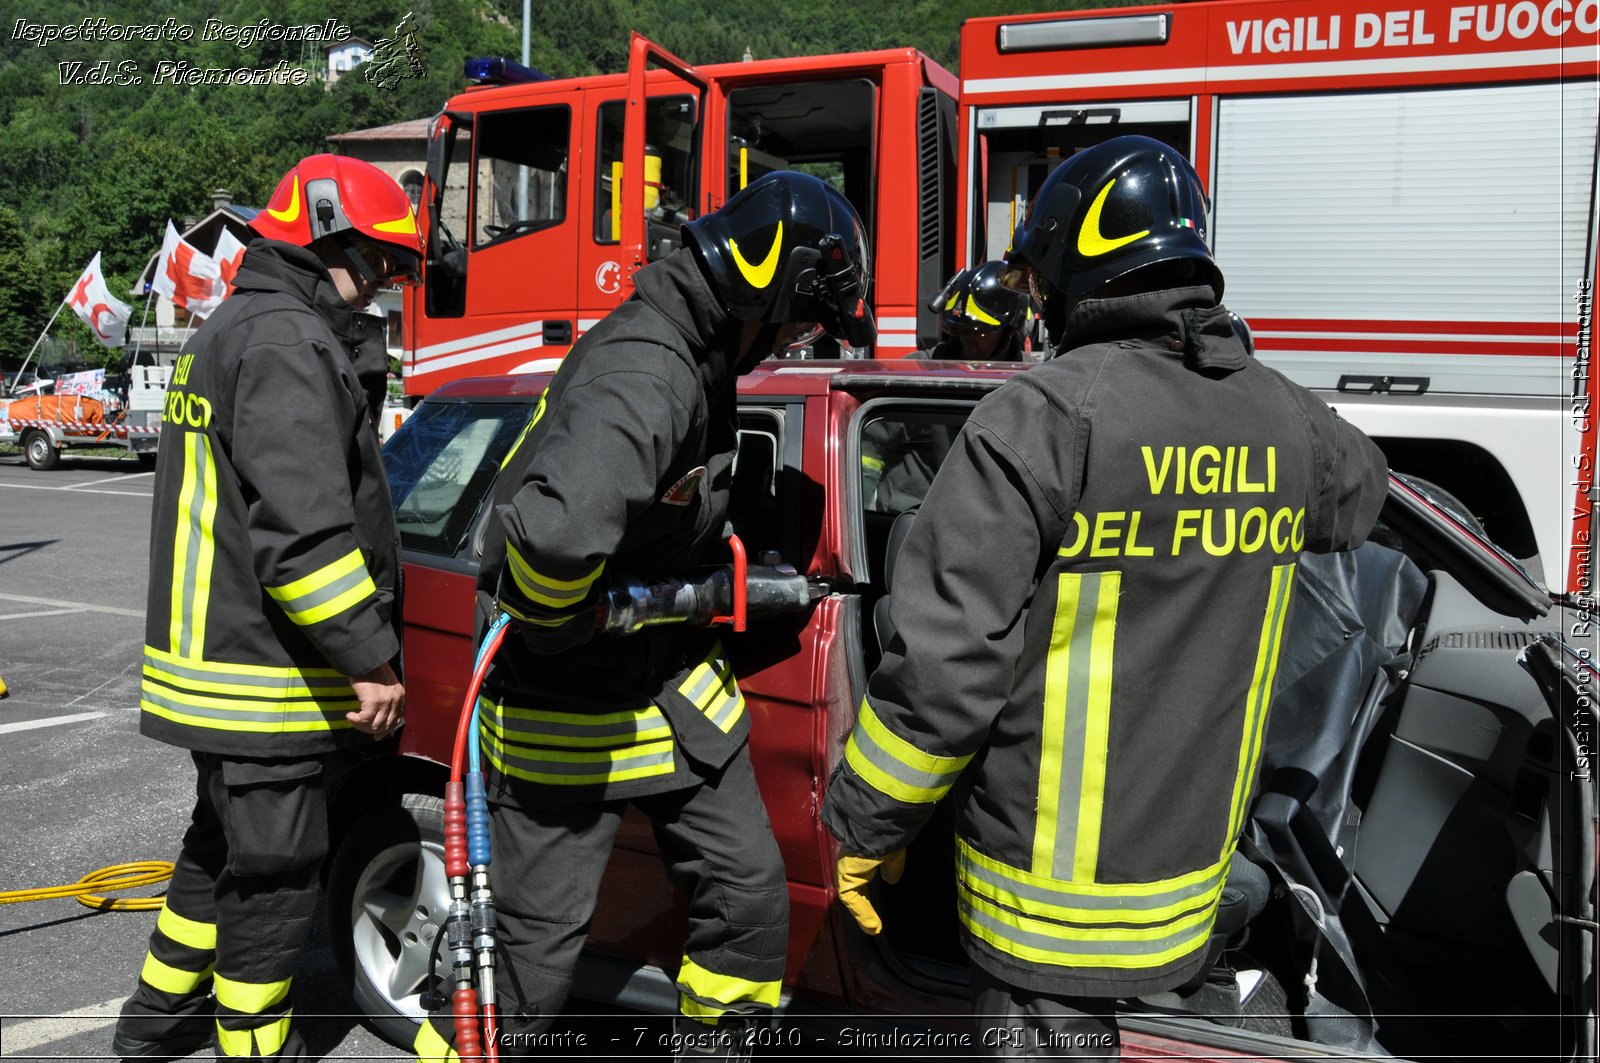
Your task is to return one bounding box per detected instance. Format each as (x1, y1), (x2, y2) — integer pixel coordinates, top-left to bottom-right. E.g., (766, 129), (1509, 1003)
(112, 154), (419, 1061)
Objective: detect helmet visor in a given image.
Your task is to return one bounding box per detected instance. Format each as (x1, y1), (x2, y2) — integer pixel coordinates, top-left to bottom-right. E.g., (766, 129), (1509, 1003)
(354, 240), (422, 287)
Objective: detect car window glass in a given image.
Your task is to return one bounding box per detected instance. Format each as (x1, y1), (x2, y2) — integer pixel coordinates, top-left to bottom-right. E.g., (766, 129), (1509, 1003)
(384, 400), (533, 556)
(473, 106), (570, 249)
(860, 408), (969, 515)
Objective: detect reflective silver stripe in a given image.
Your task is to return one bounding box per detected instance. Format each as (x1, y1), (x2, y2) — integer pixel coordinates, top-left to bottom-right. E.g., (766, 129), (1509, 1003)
(276, 564), (371, 619)
(174, 434), (213, 658)
(958, 893), (1215, 959)
(707, 690), (744, 732)
(144, 651), (351, 693)
(480, 698), (670, 748)
(958, 842), (1226, 918)
(1049, 570), (1111, 881)
(483, 733), (678, 781)
(141, 686), (351, 725)
(678, 648), (745, 734)
(848, 717), (966, 796)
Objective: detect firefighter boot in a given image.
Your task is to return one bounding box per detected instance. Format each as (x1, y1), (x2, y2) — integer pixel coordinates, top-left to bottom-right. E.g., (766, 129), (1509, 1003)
(110, 1001), (214, 1062)
(672, 1015), (758, 1062)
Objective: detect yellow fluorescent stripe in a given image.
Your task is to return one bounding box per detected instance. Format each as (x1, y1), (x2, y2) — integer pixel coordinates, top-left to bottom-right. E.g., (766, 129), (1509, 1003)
(499, 394), (546, 471)
(959, 877), (1220, 941)
(141, 953), (213, 995)
(482, 743), (676, 786)
(677, 955), (782, 1008)
(157, 905), (217, 951)
(961, 861), (1224, 927)
(415, 1018), (462, 1062)
(252, 1014), (291, 1056)
(142, 665), (351, 701)
(489, 699), (666, 728)
(190, 437), (217, 659)
(960, 895), (1213, 970)
(495, 598), (568, 626)
(508, 549), (605, 592)
(1225, 564), (1295, 844)
(142, 645), (342, 678)
(265, 549), (364, 603)
(844, 735), (949, 804)
(967, 300), (1002, 326)
(861, 454), (884, 471)
(679, 995), (731, 1023)
(963, 837), (1229, 898)
(1072, 572), (1120, 883)
(144, 683), (356, 712)
(215, 1024), (250, 1056)
(857, 699), (971, 777)
(141, 700), (354, 734)
(1033, 572), (1080, 876)
(282, 575), (376, 626)
(214, 973), (291, 1014)
(169, 434), (198, 654)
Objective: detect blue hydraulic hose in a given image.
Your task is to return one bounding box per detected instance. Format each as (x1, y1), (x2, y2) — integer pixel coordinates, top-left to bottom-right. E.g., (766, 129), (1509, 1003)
(466, 613), (510, 870)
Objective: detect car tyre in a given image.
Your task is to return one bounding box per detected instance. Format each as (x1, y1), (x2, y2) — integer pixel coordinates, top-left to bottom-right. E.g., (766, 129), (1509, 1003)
(23, 430), (59, 471)
(326, 792), (449, 1048)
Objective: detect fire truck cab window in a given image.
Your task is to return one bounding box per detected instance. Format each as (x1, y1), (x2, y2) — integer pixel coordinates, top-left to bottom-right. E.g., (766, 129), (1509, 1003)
(595, 96), (698, 256)
(973, 99), (1190, 262)
(472, 106), (571, 250)
(726, 79), (876, 238)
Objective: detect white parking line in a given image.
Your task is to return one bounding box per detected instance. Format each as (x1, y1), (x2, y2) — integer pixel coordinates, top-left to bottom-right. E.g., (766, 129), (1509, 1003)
(0, 594), (144, 619)
(0, 482), (150, 497)
(0, 608), (86, 620)
(64, 471), (155, 489)
(0, 998), (125, 1055)
(0, 712), (108, 736)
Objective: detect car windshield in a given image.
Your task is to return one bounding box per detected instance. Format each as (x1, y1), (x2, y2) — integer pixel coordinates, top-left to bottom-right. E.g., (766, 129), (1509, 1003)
(383, 399), (534, 556)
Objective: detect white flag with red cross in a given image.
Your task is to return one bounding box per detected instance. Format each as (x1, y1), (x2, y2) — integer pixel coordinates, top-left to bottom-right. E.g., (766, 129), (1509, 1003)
(66, 252), (133, 348)
(152, 221), (225, 319)
(213, 229), (249, 299)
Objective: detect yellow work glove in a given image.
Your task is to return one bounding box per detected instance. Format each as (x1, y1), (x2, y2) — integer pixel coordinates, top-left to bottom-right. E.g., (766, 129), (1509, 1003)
(836, 850), (907, 936)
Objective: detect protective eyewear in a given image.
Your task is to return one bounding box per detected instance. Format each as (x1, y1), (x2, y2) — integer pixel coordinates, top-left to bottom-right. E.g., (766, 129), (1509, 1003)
(354, 241), (421, 287)
(778, 322), (826, 353)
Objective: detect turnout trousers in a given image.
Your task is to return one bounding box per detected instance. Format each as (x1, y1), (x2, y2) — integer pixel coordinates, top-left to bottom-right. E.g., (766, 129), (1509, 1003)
(416, 748), (789, 1061)
(114, 751), (329, 1061)
(970, 964), (1121, 1060)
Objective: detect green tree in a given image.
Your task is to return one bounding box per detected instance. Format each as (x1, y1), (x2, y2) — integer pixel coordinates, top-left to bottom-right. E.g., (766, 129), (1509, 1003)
(0, 208), (54, 369)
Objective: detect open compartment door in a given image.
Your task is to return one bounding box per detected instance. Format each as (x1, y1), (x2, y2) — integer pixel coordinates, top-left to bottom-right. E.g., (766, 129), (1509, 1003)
(621, 32), (717, 286)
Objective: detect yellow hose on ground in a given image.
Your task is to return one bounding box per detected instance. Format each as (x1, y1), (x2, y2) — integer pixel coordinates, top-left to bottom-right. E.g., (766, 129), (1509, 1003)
(0, 861), (173, 911)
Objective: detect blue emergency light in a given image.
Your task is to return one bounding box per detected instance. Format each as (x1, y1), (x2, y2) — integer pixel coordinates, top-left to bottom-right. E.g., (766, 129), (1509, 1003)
(463, 57), (552, 85)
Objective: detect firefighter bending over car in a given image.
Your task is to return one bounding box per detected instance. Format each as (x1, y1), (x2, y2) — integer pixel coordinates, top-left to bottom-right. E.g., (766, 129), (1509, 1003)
(413, 171), (875, 1062)
(925, 260), (1034, 362)
(822, 136), (1389, 1057)
(113, 155), (418, 1061)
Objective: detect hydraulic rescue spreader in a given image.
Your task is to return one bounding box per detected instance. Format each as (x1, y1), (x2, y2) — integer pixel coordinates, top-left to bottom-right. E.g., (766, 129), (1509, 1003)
(441, 536), (821, 1060)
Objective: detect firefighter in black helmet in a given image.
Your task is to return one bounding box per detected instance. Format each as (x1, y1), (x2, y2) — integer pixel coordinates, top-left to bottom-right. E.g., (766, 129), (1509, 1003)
(822, 136), (1388, 1056)
(414, 171), (872, 1063)
(926, 261), (1034, 362)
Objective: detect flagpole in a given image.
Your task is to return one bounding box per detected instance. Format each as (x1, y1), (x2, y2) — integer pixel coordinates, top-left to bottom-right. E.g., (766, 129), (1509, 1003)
(10, 298), (68, 396)
(130, 286), (156, 362)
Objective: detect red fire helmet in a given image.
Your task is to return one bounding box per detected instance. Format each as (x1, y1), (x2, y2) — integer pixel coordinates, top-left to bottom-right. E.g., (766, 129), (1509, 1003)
(250, 154), (423, 260)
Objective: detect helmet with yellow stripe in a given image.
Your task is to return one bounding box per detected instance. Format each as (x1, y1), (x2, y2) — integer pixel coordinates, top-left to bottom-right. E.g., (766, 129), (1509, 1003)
(250, 154), (422, 285)
(1001, 136), (1220, 314)
(683, 171), (875, 351)
(935, 261), (1032, 338)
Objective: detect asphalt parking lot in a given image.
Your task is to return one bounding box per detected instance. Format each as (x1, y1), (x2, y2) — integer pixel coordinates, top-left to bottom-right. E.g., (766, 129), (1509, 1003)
(0, 452), (402, 1061)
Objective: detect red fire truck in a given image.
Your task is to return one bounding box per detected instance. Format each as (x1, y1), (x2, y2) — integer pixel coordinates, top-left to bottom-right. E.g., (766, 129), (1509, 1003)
(954, 0), (1598, 596)
(405, 0), (1598, 593)
(404, 36), (957, 386)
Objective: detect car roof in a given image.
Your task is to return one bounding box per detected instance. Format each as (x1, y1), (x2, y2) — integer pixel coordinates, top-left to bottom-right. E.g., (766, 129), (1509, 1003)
(424, 358), (1029, 402)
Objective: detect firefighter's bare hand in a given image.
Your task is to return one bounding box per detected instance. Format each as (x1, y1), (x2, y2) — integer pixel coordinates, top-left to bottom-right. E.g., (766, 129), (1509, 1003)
(836, 850), (906, 935)
(348, 662), (405, 738)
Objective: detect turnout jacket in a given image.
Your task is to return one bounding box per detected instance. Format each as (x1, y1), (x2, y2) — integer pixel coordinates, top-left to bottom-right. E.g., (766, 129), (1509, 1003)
(477, 249), (749, 805)
(823, 286), (1388, 997)
(141, 240), (401, 758)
